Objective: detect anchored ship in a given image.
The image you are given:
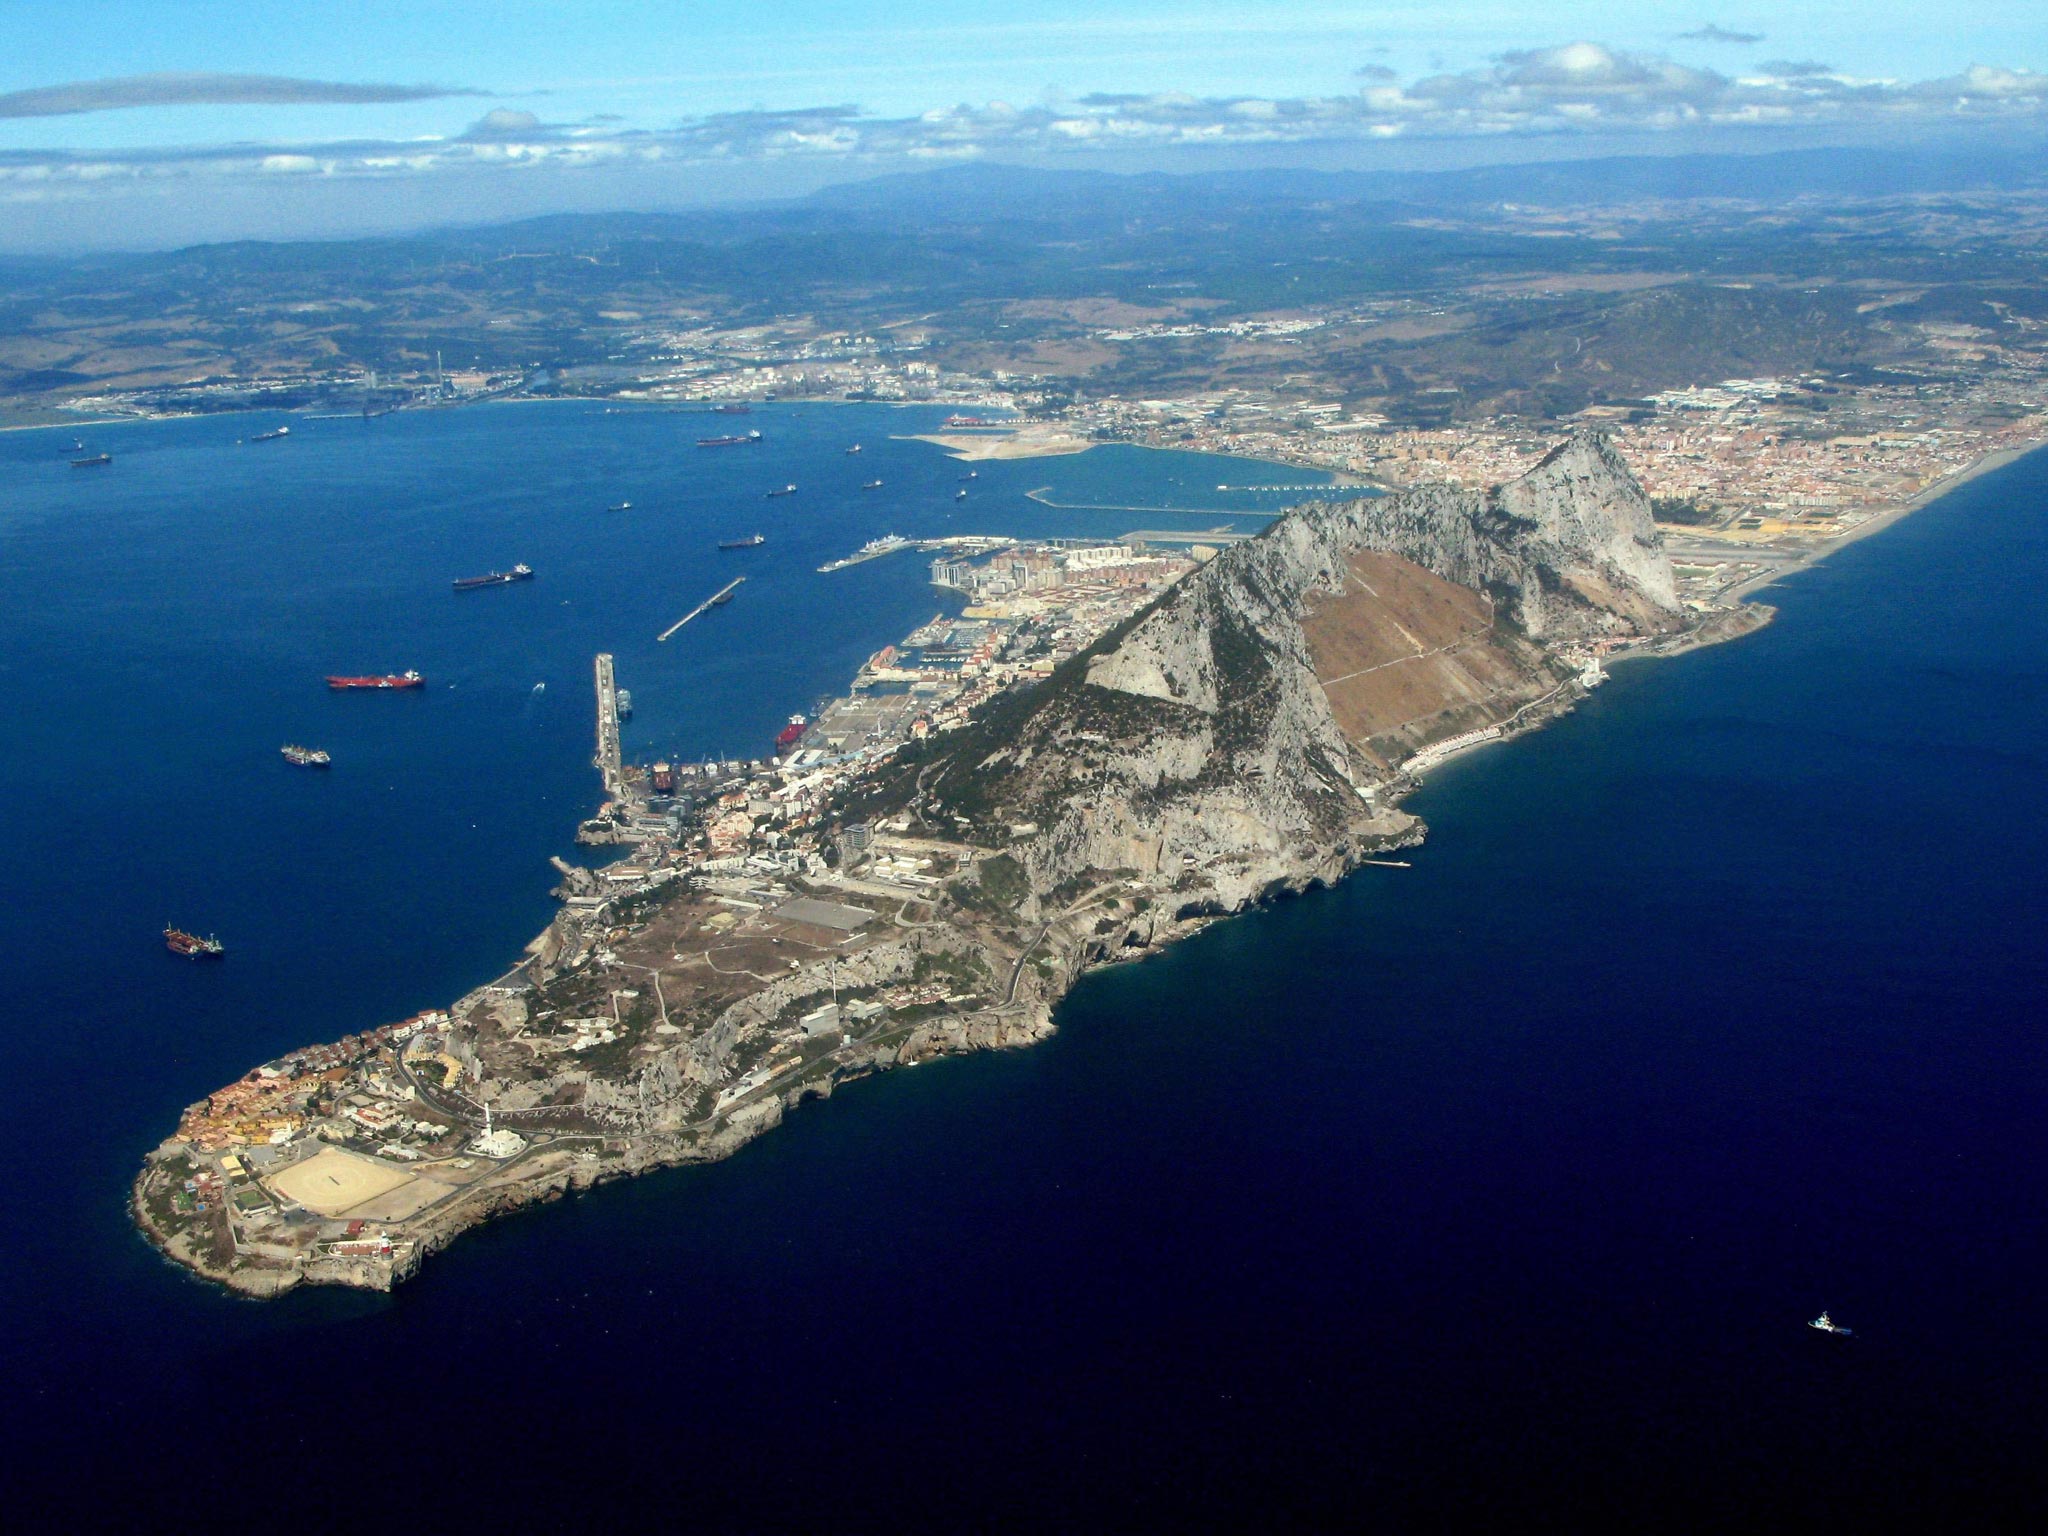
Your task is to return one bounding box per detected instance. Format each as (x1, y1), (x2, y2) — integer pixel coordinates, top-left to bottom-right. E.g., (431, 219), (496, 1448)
(699, 430), (762, 447)
(718, 534), (766, 549)
(70, 452), (112, 468)
(608, 501), (633, 512)
(845, 443), (863, 455)
(326, 671), (424, 690)
(861, 479), (884, 490)
(164, 926), (225, 958)
(765, 483), (797, 498)
(249, 425), (291, 442)
(280, 744), (331, 767)
(452, 563), (533, 591)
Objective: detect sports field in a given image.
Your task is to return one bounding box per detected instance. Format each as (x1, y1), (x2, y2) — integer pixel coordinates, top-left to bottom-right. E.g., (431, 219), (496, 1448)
(268, 1146), (417, 1216)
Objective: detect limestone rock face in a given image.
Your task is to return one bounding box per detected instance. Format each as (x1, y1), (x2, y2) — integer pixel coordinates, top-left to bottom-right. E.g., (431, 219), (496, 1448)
(906, 431), (1682, 919)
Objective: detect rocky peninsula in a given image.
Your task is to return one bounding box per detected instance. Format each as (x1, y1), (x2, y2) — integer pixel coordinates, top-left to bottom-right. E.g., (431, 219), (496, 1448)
(134, 432), (1766, 1297)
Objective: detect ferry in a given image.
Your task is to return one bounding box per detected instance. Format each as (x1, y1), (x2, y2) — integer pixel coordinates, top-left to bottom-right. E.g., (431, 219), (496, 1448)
(326, 671), (424, 690)
(164, 926), (225, 958)
(452, 563), (533, 591)
(1809, 1311), (1853, 1336)
(280, 744), (331, 767)
(699, 430), (762, 448)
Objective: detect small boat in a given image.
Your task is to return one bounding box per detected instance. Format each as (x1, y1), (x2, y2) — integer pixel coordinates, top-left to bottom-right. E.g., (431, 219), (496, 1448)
(70, 453), (112, 468)
(765, 483), (797, 498)
(532, 682), (546, 694)
(165, 925), (225, 958)
(1809, 1311), (1853, 1336)
(954, 488), (967, 501)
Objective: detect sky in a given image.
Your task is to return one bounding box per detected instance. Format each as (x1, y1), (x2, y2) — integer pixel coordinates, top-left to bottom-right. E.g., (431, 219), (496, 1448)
(1, 1), (2044, 251)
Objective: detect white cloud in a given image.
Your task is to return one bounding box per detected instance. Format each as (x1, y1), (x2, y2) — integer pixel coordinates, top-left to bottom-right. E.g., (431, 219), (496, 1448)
(5, 46), (2047, 201)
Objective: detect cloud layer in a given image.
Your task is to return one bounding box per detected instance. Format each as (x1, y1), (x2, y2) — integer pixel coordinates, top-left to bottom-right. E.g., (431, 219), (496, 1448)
(0, 72), (481, 119)
(4, 45), (2046, 204)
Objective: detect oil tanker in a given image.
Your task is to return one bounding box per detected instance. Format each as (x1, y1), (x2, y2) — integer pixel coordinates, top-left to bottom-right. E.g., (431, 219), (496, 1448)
(699, 430), (763, 447)
(326, 671), (424, 690)
(453, 563), (533, 591)
(164, 926), (225, 958)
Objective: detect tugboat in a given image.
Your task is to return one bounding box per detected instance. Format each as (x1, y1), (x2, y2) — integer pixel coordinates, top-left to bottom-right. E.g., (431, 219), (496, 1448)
(452, 563), (533, 591)
(280, 744), (332, 767)
(1809, 1311), (1853, 1336)
(164, 926), (225, 958)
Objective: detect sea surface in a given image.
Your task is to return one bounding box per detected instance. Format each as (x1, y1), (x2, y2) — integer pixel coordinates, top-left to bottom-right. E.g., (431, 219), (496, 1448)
(2, 405), (2044, 1526)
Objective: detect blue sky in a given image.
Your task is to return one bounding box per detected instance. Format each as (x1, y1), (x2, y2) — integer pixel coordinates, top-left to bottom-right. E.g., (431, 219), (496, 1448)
(1, 2), (2043, 249)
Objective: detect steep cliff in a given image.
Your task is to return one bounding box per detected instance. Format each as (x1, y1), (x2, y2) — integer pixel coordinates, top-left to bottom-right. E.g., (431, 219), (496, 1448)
(866, 431), (1684, 923)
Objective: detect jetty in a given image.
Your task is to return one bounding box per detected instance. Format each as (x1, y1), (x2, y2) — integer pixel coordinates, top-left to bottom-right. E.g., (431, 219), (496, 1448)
(658, 578), (745, 641)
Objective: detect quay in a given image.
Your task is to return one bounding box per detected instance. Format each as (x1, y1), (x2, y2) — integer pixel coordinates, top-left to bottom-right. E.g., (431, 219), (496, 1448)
(658, 577), (745, 641)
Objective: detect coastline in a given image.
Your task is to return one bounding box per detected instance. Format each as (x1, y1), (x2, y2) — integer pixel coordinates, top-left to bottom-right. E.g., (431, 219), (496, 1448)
(1725, 441), (2042, 602)
(131, 432), (2026, 1301)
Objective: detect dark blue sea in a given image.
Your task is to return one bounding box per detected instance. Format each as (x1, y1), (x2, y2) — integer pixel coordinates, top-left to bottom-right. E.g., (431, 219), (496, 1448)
(2, 406), (2044, 1528)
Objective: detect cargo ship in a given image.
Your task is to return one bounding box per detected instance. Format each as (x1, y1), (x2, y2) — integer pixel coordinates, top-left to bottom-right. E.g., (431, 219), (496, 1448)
(861, 479), (884, 490)
(452, 563), (533, 591)
(608, 501), (633, 512)
(249, 425), (291, 442)
(280, 744), (331, 767)
(326, 671), (424, 690)
(165, 926), (225, 958)
(765, 483), (797, 498)
(699, 430), (762, 447)
(774, 715), (808, 754)
(718, 534), (765, 549)
(70, 452), (112, 468)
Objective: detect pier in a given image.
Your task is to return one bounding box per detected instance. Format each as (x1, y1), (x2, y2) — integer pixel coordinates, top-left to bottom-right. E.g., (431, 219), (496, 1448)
(593, 653), (622, 796)
(658, 577), (745, 641)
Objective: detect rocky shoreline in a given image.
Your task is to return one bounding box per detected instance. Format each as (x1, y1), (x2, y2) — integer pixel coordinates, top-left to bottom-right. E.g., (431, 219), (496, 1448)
(133, 432), (1785, 1299)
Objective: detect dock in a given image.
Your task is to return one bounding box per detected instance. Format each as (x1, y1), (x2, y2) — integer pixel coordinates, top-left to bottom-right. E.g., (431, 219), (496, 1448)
(593, 653), (622, 797)
(658, 577), (745, 641)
